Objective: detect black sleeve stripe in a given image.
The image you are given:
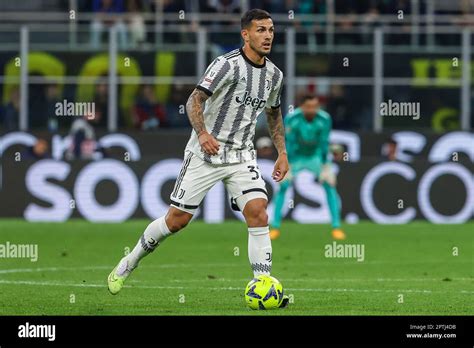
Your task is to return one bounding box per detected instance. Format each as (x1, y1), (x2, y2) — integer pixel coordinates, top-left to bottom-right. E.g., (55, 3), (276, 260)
(170, 199), (199, 210)
(196, 85), (212, 97)
(242, 188), (268, 197)
(271, 104), (281, 109)
(274, 77), (284, 107)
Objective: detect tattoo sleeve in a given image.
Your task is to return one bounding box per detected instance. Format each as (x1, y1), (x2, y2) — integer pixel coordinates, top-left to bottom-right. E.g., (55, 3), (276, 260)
(265, 107), (287, 155)
(186, 88), (210, 135)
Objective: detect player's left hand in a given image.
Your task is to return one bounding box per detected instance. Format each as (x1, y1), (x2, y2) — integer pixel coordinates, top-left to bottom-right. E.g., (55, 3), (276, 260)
(272, 153), (289, 182)
(319, 163), (337, 186)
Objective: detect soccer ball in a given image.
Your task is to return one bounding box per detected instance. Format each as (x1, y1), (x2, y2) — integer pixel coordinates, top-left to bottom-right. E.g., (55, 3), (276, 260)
(245, 275), (284, 310)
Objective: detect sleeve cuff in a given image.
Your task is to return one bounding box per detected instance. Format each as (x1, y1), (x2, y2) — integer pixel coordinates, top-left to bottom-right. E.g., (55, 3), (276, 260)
(196, 85), (213, 97)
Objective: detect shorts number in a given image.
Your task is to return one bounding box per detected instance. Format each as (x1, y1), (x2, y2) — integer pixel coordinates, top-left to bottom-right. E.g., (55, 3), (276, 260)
(247, 165), (260, 180)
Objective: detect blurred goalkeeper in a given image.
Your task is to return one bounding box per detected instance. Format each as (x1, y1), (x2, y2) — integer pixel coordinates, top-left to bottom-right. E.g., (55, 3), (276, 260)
(270, 94), (346, 241)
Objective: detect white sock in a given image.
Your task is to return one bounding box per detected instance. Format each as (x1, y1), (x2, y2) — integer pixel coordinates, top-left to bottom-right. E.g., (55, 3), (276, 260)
(248, 226), (272, 277)
(119, 216), (172, 274)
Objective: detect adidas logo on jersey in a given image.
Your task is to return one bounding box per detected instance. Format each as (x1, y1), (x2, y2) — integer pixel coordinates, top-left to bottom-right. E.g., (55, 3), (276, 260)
(235, 91), (266, 111)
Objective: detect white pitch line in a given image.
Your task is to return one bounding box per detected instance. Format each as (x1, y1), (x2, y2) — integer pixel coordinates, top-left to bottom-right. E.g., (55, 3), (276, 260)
(0, 259), (471, 275)
(0, 280), (104, 288)
(0, 264), (246, 274)
(161, 277), (474, 283)
(0, 279), (183, 290)
(0, 266), (472, 283)
(0, 266), (111, 274)
(0, 279), (472, 294)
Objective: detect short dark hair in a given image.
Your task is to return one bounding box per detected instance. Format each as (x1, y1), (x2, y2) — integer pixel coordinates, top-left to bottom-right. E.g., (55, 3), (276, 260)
(241, 9), (272, 29)
(300, 93), (318, 104)
(387, 138), (397, 145)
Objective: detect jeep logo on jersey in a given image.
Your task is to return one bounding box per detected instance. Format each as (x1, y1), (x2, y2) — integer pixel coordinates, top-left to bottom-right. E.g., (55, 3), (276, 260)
(235, 91), (266, 111)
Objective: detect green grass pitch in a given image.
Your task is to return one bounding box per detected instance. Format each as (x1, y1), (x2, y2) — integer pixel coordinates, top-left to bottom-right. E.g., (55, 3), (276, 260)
(0, 220), (472, 315)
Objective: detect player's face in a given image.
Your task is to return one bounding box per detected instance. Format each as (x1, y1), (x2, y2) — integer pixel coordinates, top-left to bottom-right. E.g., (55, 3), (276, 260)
(245, 19), (274, 56)
(301, 98), (319, 121)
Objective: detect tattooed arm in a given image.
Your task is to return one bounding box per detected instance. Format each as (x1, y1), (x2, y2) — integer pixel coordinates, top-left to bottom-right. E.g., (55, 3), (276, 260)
(266, 107), (287, 155)
(186, 88), (219, 155)
(186, 88), (209, 135)
(266, 107), (289, 182)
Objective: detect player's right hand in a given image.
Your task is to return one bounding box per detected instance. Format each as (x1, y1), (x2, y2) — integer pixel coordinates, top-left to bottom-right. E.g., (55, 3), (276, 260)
(272, 152), (289, 182)
(198, 131), (220, 156)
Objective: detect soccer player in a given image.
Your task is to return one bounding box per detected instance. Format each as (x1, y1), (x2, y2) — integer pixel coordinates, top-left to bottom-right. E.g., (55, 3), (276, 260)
(269, 94), (346, 241)
(108, 9), (289, 307)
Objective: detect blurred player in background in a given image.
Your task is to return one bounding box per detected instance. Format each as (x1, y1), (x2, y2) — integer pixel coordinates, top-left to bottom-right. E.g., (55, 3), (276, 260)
(108, 9), (290, 307)
(270, 94), (346, 240)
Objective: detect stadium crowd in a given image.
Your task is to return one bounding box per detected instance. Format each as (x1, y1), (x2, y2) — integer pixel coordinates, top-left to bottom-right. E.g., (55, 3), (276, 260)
(0, 0), (472, 133)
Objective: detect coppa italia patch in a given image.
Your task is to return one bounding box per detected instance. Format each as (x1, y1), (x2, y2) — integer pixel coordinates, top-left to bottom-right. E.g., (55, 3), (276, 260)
(204, 78), (213, 83)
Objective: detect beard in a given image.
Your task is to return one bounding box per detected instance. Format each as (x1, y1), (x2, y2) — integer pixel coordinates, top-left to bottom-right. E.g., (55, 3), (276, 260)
(249, 41), (270, 57)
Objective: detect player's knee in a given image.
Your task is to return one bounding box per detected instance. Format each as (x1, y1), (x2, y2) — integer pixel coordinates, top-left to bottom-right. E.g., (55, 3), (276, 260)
(166, 209), (192, 232)
(244, 200), (268, 226)
(257, 210), (269, 226)
(166, 217), (190, 232)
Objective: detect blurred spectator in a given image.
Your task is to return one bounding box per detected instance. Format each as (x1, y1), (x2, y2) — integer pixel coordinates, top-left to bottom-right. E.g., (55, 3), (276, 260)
(330, 143), (345, 163)
(381, 138), (398, 161)
(157, 0), (209, 43)
(3, 88), (20, 131)
(360, 2), (381, 44)
(127, 0), (146, 48)
(297, 0), (324, 51)
(165, 84), (191, 127)
(208, 0), (240, 14)
(383, 0), (412, 45)
(132, 84), (167, 130)
(204, 0), (241, 48)
(249, 0), (273, 12)
(67, 114), (104, 160)
(270, 0), (322, 49)
(457, 0), (474, 27)
(334, 0), (358, 44)
(160, 0), (199, 23)
(92, 82), (109, 128)
(461, 0), (474, 15)
(22, 138), (51, 160)
(90, 0), (128, 49)
(256, 136), (274, 159)
(326, 85), (352, 129)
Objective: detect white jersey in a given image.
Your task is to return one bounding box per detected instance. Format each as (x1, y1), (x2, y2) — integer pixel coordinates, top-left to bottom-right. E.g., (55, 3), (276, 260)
(185, 47), (284, 165)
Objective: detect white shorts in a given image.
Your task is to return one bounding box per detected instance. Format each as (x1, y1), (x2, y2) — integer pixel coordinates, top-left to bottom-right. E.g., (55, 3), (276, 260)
(170, 151), (268, 215)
